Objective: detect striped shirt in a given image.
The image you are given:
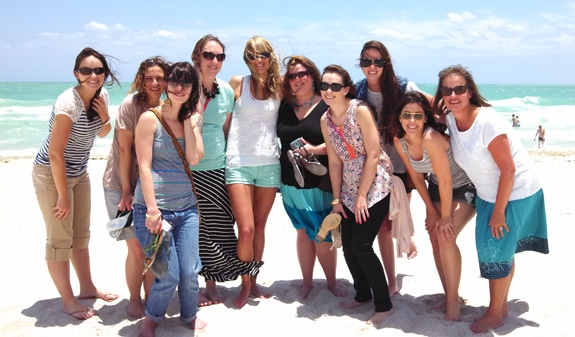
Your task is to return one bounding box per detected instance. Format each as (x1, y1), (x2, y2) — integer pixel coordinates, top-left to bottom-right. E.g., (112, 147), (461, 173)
(34, 87), (108, 177)
(399, 129), (472, 188)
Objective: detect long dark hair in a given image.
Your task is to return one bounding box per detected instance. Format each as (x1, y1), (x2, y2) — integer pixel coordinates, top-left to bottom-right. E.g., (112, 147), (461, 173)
(394, 91), (447, 139)
(433, 65), (491, 115)
(165, 62), (201, 123)
(73, 47), (121, 121)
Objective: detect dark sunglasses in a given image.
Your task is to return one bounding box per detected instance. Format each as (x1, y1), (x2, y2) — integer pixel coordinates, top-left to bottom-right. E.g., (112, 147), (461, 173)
(359, 58), (385, 68)
(167, 80), (193, 91)
(320, 82), (344, 92)
(76, 67), (106, 75)
(246, 52), (271, 61)
(202, 51), (226, 62)
(287, 71), (309, 81)
(400, 112), (425, 121)
(439, 85), (468, 96)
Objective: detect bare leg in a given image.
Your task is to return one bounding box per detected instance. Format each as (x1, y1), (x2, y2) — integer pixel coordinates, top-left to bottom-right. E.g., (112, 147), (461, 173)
(315, 241), (347, 297)
(470, 263), (514, 333)
(125, 237), (146, 318)
(439, 202), (475, 321)
(296, 229), (316, 298)
(249, 186), (276, 299)
(377, 219), (399, 297)
(46, 260), (97, 320)
(72, 247), (118, 302)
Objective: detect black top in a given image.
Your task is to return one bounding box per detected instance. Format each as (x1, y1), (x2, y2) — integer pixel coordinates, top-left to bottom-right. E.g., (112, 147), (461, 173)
(277, 99), (330, 188)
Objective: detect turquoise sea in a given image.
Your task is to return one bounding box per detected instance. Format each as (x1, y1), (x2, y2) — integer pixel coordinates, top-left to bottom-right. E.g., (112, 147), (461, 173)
(0, 82), (574, 157)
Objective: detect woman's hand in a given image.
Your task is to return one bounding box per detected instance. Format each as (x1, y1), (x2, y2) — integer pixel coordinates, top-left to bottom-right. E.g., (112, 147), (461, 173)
(436, 215), (456, 241)
(424, 209), (440, 233)
(146, 212), (163, 234)
(354, 195), (369, 224)
(52, 195), (70, 219)
(490, 212), (509, 239)
(92, 96), (109, 122)
(332, 203), (347, 219)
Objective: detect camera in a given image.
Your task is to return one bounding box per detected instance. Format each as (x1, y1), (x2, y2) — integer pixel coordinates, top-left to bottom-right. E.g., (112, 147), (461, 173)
(290, 138), (305, 150)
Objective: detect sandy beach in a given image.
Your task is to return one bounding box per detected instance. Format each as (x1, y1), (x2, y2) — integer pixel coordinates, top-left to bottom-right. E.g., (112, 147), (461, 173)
(1, 150), (573, 337)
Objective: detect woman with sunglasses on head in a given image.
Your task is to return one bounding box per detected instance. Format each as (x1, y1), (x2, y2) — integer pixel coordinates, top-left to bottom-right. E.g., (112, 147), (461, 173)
(226, 35), (281, 309)
(102, 56), (170, 318)
(355, 40), (432, 297)
(392, 91), (476, 321)
(32, 47), (120, 320)
(277, 56), (347, 299)
(190, 35), (262, 307)
(320, 64), (394, 325)
(133, 62), (206, 335)
(433, 65), (549, 333)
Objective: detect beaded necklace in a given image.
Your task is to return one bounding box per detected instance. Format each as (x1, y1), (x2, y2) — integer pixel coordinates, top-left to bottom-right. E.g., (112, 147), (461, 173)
(202, 80), (220, 99)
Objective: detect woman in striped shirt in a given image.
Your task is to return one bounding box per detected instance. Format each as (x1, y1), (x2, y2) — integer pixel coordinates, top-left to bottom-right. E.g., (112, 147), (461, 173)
(32, 47), (120, 320)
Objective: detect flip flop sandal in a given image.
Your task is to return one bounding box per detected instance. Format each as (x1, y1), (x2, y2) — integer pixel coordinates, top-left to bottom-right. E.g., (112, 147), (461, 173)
(142, 231), (164, 275)
(288, 149), (305, 187)
(329, 225), (342, 250)
(316, 213), (342, 241)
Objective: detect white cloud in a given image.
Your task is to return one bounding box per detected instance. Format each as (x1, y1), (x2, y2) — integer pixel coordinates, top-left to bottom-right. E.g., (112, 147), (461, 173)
(153, 30), (181, 39)
(448, 12), (475, 22)
(84, 21), (109, 31)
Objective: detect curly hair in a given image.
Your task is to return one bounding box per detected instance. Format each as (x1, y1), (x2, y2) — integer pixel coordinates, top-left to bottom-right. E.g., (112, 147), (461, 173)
(243, 36), (281, 99)
(281, 55), (321, 106)
(128, 56), (171, 102)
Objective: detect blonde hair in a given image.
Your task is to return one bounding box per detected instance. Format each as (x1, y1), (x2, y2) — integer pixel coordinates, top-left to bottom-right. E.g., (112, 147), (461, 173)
(243, 36), (281, 99)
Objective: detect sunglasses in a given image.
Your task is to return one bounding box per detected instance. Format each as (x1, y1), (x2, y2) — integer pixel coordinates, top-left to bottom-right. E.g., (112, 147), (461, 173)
(287, 70), (309, 81)
(246, 52), (271, 61)
(320, 82), (344, 92)
(400, 112), (425, 121)
(439, 85), (468, 96)
(167, 80), (193, 91)
(76, 67), (106, 75)
(359, 58), (385, 68)
(202, 51), (226, 62)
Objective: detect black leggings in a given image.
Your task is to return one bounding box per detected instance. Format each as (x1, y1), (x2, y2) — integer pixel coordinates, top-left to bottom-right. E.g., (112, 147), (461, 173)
(341, 196), (392, 312)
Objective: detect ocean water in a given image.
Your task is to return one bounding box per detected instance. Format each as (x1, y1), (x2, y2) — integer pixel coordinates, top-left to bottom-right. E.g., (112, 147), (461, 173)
(1, 82), (574, 157)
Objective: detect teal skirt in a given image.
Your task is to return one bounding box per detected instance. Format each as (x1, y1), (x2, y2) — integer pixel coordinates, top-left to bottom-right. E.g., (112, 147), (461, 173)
(475, 188), (549, 279)
(279, 184), (333, 242)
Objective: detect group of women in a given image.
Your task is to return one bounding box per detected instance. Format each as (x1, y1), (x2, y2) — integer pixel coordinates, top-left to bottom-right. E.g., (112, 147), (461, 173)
(32, 36), (549, 335)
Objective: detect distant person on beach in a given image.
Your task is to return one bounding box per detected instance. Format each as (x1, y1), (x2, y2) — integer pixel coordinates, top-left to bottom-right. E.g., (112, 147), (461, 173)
(355, 40), (424, 297)
(515, 115), (520, 127)
(277, 55), (347, 299)
(434, 65), (549, 333)
(32, 47), (120, 320)
(534, 125), (546, 148)
(511, 114), (519, 127)
(320, 64), (394, 325)
(133, 62), (206, 335)
(226, 36), (281, 308)
(392, 91), (476, 321)
(190, 35), (262, 307)
(102, 56), (170, 318)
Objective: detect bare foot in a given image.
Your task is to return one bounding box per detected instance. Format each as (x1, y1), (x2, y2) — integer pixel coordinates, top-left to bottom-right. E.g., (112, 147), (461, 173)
(205, 282), (225, 305)
(339, 299), (366, 310)
(250, 284), (272, 299)
(300, 282), (313, 299)
(138, 318), (157, 337)
(444, 300), (460, 321)
(328, 282), (348, 297)
(408, 239), (418, 259)
(78, 288), (118, 302)
(387, 277), (400, 298)
(63, 304), (97, 320)
(198, 291), (213, 307)
(234, 286), (251, 309)
(470, 314), (504, 333)
(367, 309), (394, 325)
(127, 298), (145, 318)
(187, 317), (208, 331)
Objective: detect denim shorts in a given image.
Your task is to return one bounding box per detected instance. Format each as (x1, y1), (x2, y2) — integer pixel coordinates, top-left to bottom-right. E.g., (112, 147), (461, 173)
(225, 164), (280, 188)
(428, 181), (476, 206)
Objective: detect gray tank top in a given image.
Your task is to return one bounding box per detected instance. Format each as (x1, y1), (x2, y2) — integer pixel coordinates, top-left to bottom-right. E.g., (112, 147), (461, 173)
(399, 129), (472, 188)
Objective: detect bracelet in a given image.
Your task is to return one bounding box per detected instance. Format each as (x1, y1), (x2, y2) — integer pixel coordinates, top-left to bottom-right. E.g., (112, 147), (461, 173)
(330, 198), (341, 206)
(145, 211), (162, 220)
(101, 118), (110, 126)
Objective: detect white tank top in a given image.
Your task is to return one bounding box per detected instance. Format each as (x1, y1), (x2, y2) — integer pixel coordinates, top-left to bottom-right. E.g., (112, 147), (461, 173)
(226, 76), (280, 167)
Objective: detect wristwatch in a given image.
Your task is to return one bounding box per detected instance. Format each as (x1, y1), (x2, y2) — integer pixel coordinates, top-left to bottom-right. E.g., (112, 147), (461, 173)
(331, 198), (341, 206)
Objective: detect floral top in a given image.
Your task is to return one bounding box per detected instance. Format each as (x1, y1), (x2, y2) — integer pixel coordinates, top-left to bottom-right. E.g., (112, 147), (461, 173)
(325, 99), (393, 212)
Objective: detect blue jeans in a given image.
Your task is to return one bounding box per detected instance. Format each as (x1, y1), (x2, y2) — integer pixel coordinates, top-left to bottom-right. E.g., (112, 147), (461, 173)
(133, 203), (202, 324)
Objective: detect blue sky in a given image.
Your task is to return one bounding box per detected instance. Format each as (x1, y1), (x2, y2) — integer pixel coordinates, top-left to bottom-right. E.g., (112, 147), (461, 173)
(1, 0), (574, 84)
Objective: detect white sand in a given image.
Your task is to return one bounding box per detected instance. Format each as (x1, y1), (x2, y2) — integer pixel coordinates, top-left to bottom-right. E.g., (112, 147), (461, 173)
(0, 151), (573, 337)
